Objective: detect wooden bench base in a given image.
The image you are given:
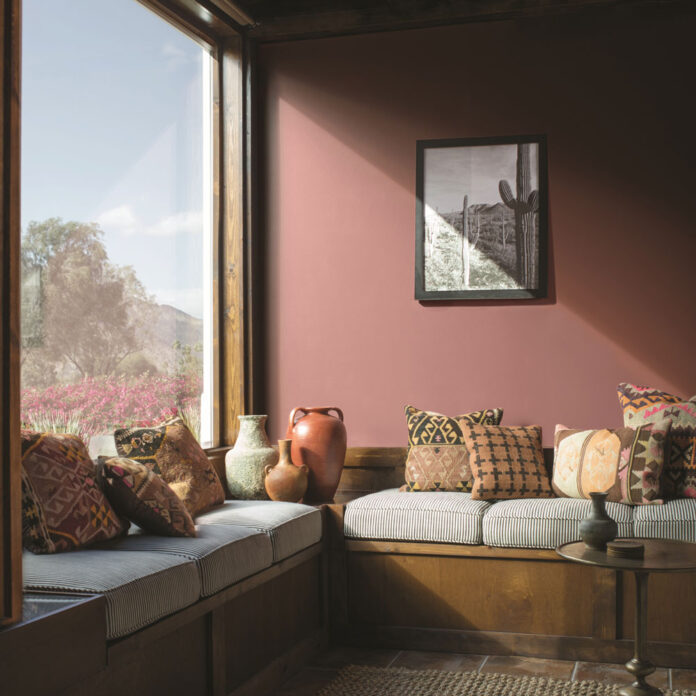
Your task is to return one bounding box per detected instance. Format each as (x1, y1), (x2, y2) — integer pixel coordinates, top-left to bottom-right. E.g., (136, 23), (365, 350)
(4, 544), (326, 696)
(328, 506), (696, 669)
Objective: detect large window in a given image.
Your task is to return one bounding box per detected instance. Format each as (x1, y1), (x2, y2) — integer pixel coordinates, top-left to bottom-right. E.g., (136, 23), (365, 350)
(20, 0), (218, 450)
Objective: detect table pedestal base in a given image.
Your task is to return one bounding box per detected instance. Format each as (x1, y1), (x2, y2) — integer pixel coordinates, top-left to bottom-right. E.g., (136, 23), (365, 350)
(618, 657), (662, 696)
(619, 571), (662, 696)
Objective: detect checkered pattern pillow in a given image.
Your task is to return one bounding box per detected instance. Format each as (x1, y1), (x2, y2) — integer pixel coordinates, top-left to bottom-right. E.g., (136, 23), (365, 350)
(402, 405), (503, 492)
(462, 424), (553, 501)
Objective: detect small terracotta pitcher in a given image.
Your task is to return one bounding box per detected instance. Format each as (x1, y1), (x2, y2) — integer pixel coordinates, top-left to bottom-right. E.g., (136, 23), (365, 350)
(286, 407), (346, 503)
(264, 439), (308, 503)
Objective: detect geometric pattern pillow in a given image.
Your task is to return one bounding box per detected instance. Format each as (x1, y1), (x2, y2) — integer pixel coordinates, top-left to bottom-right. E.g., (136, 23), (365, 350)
(553, 421), (670, 505)
(618, 383), (696, 498)
(21, 431), (128, 554)
(98, 457), (196, 537)
(461, 424), (553, 501)
(402, 405), (503, 492)
(114, 417), (225, 516)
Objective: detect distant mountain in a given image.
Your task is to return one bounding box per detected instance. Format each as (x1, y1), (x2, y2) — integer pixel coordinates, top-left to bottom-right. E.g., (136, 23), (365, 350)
(153, 304), (203, 348)
(134, 303), (203, 374)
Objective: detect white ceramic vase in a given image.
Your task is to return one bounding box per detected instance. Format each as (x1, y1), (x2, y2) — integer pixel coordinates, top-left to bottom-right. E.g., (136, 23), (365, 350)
(225, 415), (276, 500)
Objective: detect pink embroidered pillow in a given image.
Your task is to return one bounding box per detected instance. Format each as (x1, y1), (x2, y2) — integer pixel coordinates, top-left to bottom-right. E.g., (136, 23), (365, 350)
(618, 383), (696, 498)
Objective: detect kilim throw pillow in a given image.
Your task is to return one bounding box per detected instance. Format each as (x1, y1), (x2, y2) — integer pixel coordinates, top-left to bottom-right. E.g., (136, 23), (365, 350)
(617, 383), (696, 498)
(114, 417), (225, 516)
(21, 431), (128, 554)
(462, 424), (553, 501)
(553, 420), (670, 505)
(402, 405), (503, 492)
(98, 457), (197, 537)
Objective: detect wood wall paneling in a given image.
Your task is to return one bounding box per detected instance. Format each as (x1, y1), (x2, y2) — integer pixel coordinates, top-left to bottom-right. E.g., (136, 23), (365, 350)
(0, 0), (22, 627)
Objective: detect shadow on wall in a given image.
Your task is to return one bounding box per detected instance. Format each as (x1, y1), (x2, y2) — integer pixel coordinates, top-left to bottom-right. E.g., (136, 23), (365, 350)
(258, 6), (696, 394)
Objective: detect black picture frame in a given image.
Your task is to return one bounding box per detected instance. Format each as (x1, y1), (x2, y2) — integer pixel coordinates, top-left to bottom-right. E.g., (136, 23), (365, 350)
(415, 134), (548, 300)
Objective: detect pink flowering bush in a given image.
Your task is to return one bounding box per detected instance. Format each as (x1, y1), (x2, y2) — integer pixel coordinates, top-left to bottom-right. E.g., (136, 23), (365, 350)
(21, 373), (202, 439)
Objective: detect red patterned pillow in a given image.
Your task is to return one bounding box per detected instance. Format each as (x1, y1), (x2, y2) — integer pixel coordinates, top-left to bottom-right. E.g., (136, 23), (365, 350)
(462, 424), (553, 501)
(114, 417), (225, 516)
(21, 431), (128, 554)
(99, 457), (196, 537)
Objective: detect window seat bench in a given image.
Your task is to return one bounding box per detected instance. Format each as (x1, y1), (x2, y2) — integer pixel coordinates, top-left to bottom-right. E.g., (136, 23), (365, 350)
(11, 501), (326, 696)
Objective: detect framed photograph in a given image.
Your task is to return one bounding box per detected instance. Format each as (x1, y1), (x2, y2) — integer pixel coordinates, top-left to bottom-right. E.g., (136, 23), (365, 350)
(415, 134), (547, 300)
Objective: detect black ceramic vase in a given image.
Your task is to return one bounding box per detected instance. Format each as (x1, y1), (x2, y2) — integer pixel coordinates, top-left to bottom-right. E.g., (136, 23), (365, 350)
(580, 492), (618, 551)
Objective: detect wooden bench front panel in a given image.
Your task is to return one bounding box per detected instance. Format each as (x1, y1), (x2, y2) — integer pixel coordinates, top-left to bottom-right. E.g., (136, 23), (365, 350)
(347, 551), (596, 637)
(620, 570), (696, 645)
(224, 555), (323, 691)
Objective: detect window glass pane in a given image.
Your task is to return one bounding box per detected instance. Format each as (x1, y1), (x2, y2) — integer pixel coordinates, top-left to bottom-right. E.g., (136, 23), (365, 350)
(21, 0), (217, 451)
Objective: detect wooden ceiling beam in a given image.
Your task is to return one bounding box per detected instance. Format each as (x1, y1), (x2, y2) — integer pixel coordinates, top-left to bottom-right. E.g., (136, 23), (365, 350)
(242, 0), (689, 42)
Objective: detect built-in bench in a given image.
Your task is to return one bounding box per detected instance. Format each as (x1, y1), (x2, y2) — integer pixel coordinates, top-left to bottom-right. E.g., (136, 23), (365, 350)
(10, 500), (326, 696)
(328, 447), (696, 669)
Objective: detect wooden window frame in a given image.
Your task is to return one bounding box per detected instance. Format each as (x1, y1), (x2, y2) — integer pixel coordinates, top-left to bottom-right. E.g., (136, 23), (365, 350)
(0, 0), (255, 624)
(0, 0), (22, 627)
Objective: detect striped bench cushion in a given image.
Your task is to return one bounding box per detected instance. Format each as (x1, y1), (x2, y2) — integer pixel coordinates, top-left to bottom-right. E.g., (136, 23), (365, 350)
(482, 498), (634, 549)
(23, 549), (200, 639)
(633, 499), (696, 542)
(344, 489), (491, 544)
(104, 524), (273, 596)
(196, 501), (322, 562)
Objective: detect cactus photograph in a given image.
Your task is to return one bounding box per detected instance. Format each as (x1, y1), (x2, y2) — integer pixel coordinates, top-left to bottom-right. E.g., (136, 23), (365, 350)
(415, 135), (547, 300)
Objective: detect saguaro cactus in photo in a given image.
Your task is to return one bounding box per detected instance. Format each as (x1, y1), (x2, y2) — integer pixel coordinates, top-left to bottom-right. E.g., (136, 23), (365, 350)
(461, 194), (470, 287)
(499, 144), (539, 287)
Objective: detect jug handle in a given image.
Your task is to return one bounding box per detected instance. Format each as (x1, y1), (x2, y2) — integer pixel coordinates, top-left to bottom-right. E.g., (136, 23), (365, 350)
(288, 407), (344, 430)
(287, 407), (308, 433)
(326, 407), (344, 422)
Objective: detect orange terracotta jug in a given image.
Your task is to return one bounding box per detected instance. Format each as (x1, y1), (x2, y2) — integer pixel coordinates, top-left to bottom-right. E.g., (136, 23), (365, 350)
(286, 407), (347, 503)
(264, 439), (308, 503)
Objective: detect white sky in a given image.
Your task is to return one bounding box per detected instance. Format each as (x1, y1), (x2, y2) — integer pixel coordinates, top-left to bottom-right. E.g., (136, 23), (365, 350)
(424, 143), (539, 213)
(22, 0), (209, 318)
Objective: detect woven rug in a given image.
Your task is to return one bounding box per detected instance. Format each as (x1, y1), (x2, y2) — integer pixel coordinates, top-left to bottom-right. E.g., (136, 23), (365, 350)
(318, 665), (696, 696)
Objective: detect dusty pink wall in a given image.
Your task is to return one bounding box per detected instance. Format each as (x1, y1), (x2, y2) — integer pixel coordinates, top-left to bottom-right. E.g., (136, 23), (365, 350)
(258, 8), (696, 446)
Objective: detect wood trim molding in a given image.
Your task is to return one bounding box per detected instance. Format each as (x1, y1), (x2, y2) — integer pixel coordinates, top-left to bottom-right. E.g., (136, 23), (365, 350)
(139, 0), (246, 42)
(341, 624), (696, 668)
(246, 0), (693, 42)
(219, 33), (246, 446)
(0, 0), (22, 627)
(208, 0), (255, 27)
(345, 539), (562, 561)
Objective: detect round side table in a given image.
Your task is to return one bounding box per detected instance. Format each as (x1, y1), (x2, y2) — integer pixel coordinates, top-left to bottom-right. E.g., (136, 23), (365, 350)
(556, 539), (696, 696)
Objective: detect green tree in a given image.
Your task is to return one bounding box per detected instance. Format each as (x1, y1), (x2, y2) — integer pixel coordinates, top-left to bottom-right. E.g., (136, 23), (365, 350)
(21, 218), (157, 385)
(172, 340), (203, 379)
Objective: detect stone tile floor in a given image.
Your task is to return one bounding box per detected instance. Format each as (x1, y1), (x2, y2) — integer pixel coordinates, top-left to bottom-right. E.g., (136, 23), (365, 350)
(272, 647), (696, 695)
